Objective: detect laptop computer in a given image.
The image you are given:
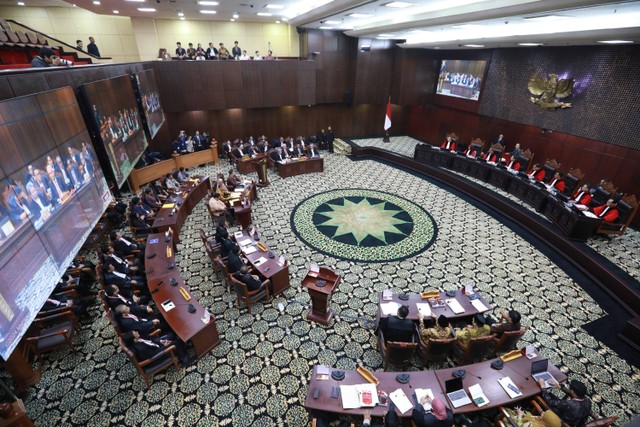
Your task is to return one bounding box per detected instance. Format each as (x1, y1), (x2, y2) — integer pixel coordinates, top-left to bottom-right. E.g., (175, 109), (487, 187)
(445, 377), (472, 408)
(531, 359), (559, 388)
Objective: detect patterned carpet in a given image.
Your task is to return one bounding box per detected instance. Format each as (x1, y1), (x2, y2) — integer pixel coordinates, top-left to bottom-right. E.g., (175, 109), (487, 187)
(8, 146), (640, 426)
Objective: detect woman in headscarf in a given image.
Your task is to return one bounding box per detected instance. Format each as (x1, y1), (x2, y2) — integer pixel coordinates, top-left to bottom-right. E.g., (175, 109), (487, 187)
(412, 396), (454, 427)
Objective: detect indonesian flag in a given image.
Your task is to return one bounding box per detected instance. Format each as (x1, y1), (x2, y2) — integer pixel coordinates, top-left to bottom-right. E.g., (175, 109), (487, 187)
(384, 97), (392, 131)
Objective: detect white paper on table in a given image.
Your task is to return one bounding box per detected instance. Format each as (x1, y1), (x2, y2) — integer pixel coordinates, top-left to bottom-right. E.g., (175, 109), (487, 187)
(242, 246), (257, 255)
(582, 211), (598, 218)
(414, 388), (434, 411)
(254, 257), (268, 266)
(161, 300), (175, 312)
(278, 255), (285, 266)
(575, 203), (588, 210)
(310, 264), (320, 273)
(380, 302), (401, 316)
(446, 298), (465, 314)
(468, 384), (489, 407)
(416, 303), (432, 317)
(237, 238), (253, 247)
(234, 231), (244, 239)
(471, 299), (488, 312)
(498, 377), (522, 399)
(389, 388), (413, 414)
(340, 384), (378, 409)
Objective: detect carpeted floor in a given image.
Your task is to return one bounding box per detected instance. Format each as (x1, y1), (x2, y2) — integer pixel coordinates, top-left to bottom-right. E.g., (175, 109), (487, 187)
(8, 144), (640, 426)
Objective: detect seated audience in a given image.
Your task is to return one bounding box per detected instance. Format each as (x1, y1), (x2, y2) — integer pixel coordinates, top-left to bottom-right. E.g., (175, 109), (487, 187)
(105, 284), (151, 316)
(419, 314), (453, 340)
(131, 196), (154, 226)
(540, 379), (591, 427)
(234, 266), (269, 292)
(42, 293), (88, 317)
(163, 173), (180, 192)
(227, 169), (241, 189)
(454, 314), (490, 349)
(592, 199), (619, 222)
(377, 305), (414, 343)
(115, 304), (160, 334)
(101, 244), (140, 274)
(142, 187), (162, 210)
(121, 330), (194, 367)
(307, 144), (320, 158)
(487, 309), (521, 338)
(214, 220), (229, 244)
(504, 407), (561, 427)
(110, 231), (145, 257)
(227, 244), (249, 273)
(412, 396), (454, 427)
(102, 262), (145, 293)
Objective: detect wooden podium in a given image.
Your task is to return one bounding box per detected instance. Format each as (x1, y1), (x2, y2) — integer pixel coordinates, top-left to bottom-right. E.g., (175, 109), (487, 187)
(302, 267), (340, 325)
(252, 157), (269, 187)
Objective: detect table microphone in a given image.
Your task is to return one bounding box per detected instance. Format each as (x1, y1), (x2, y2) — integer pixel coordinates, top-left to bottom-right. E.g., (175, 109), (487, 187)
(151, 281), (164, 293)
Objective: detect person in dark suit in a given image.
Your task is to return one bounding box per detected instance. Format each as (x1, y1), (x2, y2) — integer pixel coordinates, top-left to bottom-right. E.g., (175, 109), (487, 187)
(175, 42), (186, 59)
(293, 144), (305, 157)
(101, 244), (141, 274)
(102, 262), (145, 293)
(232, 144), (245, 158)
(227, 244), (249, 274)
(234, 266), (267, 292)
(105, 285), (151, 316)
(270, 148), (285, 162)
(115, 305), (160, 334)
(327, 126), (335, 153)
(131, 196), (154, 226)
(87, 36), (100, 57)
(7, 187), (29, 224)
(307, 145), (320, 158)
(377, 305), (414, 343)
(121, 330), (194, 367)
(222, 140), (233, 156)
(318, 129), (327, 150)
(495, 134), (506, 147)
(110, 231), (144, 257)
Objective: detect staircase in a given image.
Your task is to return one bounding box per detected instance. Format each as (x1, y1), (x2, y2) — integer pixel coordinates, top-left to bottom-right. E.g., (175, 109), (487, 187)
(333, 139), (352, 155)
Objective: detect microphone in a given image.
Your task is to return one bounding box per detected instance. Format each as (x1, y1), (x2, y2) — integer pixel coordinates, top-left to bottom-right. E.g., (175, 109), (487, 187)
(151, 280), (164, 293)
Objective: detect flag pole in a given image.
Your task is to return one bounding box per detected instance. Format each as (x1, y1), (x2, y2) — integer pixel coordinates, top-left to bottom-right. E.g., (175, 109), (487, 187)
(383, 96), (391, 142)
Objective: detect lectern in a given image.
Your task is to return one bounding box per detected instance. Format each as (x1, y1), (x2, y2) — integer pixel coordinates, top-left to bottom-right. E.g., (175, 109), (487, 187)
(303, 267), (340, 325)
(252, 157), (269, 187)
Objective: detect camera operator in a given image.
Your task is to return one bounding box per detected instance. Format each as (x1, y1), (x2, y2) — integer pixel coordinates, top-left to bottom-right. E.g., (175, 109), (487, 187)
(31, 47), (73, 68)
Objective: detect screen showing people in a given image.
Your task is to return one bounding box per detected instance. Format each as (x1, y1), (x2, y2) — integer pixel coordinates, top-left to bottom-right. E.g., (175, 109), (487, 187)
(135, 69), (165, 140)
(81, 75), (149, 187)
(0, 87), (111, 361)
(436, 60), (487, 101)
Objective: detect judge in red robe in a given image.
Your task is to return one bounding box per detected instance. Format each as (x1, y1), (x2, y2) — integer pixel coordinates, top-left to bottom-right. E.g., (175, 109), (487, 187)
(440, 136), (456, 151)
(593, 199), (619, 222)
(528, 164), (545, 181)
(572, 185), (592, 205)
(548, 172), (565, 192)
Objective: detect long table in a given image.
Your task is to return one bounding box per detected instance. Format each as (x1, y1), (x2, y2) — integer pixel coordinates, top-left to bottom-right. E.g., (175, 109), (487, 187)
(128, 145), (219, 193)
(152, 175), (211, 244)
(145, 232), (219, 358)
(377, 291), (493, 322)
(276, 157), (324, 178)
(414, 145), (602, 241)
(235, 228), (290, 296)
(305, 352), (566, 418)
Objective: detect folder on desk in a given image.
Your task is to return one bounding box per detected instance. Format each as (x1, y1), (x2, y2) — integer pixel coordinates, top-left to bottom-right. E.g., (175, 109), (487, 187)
(340, 384), (378, 409)
(254, 257), (267, 266)
(446, 298), (465, 314)
(380, 302), (401, 316)
(162, 203), (175, 209)
(582, 211), (598, 218)
(416, 303), (432, 317)
(234, 231), (244, 239)
(498, 377), (522, 398)
(242, 246), (257, 255)
(389, 388), (413, 414)
(469, 384), (489, 407)
(471, 299), (488, 312)
(415, 388), (434, 411)
(237, 238), (253, 247)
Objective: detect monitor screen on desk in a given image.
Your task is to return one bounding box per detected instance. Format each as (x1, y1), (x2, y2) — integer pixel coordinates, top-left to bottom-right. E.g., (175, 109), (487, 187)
(0, 87), (111, 361)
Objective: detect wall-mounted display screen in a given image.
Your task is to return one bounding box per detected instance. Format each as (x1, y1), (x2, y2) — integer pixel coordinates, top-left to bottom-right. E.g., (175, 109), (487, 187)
(80, 75), (148, 188)
(436, 59), (487, 101)
(135, 69), (165, 140)
(0, 87), (111, 361)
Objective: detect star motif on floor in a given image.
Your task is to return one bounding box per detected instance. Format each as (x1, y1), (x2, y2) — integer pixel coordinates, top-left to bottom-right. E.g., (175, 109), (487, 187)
(316, 197), (410, 245)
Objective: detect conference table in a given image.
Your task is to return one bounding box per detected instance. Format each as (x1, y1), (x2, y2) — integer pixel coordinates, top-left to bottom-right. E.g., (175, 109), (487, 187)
(377, 290), (493, 322)
(275, 157), (324, 178)
(304, 352), (566, 418)
(234, 228), (290, 296)
(152, 175), (211, 244)
(145, 232), (220, 358)
(413, 145), (602, 241)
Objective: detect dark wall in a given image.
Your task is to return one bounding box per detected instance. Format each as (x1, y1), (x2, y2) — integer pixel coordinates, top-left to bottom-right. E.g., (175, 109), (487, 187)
(478, 45), (640, 150)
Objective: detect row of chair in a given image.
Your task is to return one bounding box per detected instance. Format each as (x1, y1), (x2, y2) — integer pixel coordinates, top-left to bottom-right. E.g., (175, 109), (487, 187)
(379, 326), (528, 371)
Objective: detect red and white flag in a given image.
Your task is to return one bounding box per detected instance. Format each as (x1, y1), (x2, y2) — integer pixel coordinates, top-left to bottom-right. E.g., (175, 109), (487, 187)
(384, 97), (392, 131)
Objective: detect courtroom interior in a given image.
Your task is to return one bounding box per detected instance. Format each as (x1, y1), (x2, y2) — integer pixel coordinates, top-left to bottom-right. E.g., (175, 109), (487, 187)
(0, 1), (639, 426)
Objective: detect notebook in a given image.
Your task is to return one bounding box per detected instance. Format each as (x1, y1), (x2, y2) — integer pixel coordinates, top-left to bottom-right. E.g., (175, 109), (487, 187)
(531, 359), (559, 388)
(445, 377), (472, 408)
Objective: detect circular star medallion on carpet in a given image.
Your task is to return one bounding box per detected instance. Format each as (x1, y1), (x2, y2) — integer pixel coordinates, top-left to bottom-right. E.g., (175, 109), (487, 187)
(291, 188), (437, 262)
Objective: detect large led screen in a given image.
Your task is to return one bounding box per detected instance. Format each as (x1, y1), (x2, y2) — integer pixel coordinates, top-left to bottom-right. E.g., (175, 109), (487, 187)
(0, 87), (111, 361)
(80, 75), (148, 188)
(436, 59), (487, 101)
(135, 69), (165, 140)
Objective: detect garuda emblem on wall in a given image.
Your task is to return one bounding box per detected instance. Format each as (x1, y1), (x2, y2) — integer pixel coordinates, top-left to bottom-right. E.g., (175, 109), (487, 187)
(528, 73), (574, 111)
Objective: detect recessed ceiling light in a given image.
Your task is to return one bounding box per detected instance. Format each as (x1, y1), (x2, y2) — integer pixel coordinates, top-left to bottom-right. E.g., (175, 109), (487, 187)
(464, 44), (485, 48)
(281, 17), (288, 22)
(597, 40), (634, 44)
(137, 7), (156, 12)
(348, 13), (373, 18)
(319, 26), (333, 30)
(17, 1), (24, 5)
(265, 4), (285, 9)
(177, 12), (184, 16)
(518, 42), (543, 46)
(230, 18), (235, 21)
(382, 1), (414, 7)
(276, 20), (281, 24)
(257, 12), (272, 16)
(180, 17), (185, 20)
(113, 10), (119, 13)
(378, 34), (395, 37)
(524, 14), (566, 22)
(324, 20), (340, 25)
(200, 10), (217, 14)
(92, 1), (100, 4)
(233, 13), (239, 18)
(197, 1), (218, 5)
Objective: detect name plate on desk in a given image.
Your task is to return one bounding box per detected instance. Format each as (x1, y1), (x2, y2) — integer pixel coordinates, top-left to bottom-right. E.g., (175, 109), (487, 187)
(161, 300), (175, 312)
